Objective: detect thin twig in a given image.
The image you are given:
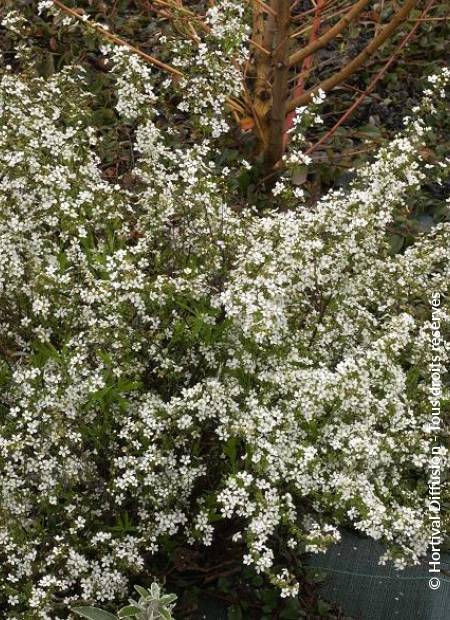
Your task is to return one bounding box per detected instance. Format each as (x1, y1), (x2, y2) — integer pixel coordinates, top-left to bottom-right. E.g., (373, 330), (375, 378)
(52, 0), (183, 76)
(249, 0), (278, 17)
(284, 0), (326, 141)
(288, 0), (371, 67)
(305, 0), (437, 155)
(287, 0), (419, 110)
(290, 1), (358, 38)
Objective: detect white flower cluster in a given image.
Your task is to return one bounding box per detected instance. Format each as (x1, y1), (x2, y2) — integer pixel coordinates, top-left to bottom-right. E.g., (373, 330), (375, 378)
(102, 44), (157, 122)
(272, 89), (326, 198)
(1, 10), (28, 35)
(0, 10), (449, 617)
(170, 0), (250, 137)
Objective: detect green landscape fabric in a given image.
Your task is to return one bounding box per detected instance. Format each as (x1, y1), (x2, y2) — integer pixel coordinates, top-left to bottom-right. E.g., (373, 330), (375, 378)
(198, 530), (450, 619)
(307, 531), (450, 620)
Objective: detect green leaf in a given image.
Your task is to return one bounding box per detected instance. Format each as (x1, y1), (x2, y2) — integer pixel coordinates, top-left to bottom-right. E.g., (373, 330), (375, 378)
(291, 165), (308, 186)
(280, 598), (302, 619)
(251, 575), (263, 587)
(356, 124), (382, 138)
(224, 437), (237, 472)
(88, 386), (112, 403)
(117, 605), (141, 618)
(261, 589), (277, 607)
(388, 233), (404, 255)
(159, 594), (177, 605)
(133, 585), (149, 599)
(72, 607), (117, 620)
(238, 169), (252, 194)
(150, 582), (160, 598)
(116, 380), (142, 394)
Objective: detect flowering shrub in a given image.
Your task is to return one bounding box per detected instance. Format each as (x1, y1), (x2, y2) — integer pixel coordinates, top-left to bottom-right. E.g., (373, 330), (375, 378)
(0, 4), (449, 617)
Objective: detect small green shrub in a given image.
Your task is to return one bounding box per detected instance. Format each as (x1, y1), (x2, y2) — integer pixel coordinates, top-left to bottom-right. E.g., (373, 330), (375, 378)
(73, 583), (176, 620)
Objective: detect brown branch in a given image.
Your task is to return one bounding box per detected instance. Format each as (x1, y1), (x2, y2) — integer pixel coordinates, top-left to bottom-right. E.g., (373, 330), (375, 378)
(153, 0), (205, 20)
(152, 0), (203, 41)
(305, 0), (437, 155)
(250, 2), (276, 148)
(264, 0), (291, 169)
(409, 16), (449, 21)
(52, 0), (183, 77)
(288, 0), (371, 67)
(291, 0), (344, 21)
(250, 39), (272, 56)
(284, 0), (326, 139)
(226, 98), (247, 114)
(287, 0), (419, 111)
(290, 3), (361, 39)
(249, 0), (278, 17)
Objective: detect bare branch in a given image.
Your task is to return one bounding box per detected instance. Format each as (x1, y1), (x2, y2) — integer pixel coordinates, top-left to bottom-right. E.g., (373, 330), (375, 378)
(305, 0), (438, 155)
(249, 0), (278, 17)
(288, 0), (371, 67)
(287, 0), (419, 111)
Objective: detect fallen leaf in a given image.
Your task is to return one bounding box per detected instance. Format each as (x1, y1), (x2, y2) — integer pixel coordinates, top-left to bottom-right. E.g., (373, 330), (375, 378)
(239, 116), (255, 132)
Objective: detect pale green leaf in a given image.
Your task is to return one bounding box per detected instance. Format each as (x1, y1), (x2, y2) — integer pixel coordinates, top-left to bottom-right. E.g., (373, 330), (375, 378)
(117, 605), (141, 618)
(72, 607), (117, 620)
(133, 585), (150, 600)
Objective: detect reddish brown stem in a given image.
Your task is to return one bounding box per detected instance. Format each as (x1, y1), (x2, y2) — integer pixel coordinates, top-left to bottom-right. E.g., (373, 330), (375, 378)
(288, 0), (371, 67)
(284, 0), (326, 142)
(287, 0), (419, 111)
(305, 0), (437, 155)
